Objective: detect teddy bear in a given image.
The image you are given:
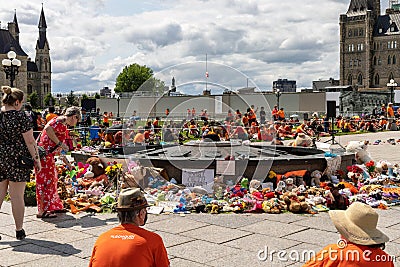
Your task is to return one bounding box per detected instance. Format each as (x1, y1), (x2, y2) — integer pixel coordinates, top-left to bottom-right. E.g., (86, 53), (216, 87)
(285, 177), (295, 192)
(249, 179), (261, 194)
(86, 157), (105, 177)
(282, 192), (310, 213)
(325, 183), (349, 210)
(310, 170), (322, 187)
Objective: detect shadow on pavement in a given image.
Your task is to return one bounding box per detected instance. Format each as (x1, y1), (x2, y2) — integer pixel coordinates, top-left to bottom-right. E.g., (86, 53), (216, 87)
(1, 239), (81, 256)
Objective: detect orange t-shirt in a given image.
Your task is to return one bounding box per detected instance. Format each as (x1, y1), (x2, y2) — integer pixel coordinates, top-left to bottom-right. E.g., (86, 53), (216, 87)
(89, 224), (169, 267)
(387, 107), (394, 117)
(46, 113), (57, 122)
(303, 243), (394, 267)
(133, 132), (145, 143)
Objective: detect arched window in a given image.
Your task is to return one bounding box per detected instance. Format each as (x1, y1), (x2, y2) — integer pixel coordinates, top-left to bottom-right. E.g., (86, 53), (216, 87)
(388, 55), (392, 64)
(44, 58), (48, 71)
(374, 74), (380, 85)
(347, 74), (353, 85)
(357, 73), (363, 85)
(373, 56), (377, 65)
(393, 55), (397, 64)
(389, 73), (394, 81)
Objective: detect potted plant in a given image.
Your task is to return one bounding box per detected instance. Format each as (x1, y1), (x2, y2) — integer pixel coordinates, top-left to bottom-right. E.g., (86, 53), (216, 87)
(24, 181), (37, 206)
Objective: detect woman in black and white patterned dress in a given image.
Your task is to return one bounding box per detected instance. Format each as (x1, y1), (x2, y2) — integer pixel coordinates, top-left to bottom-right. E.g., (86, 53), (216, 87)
(0, 86), (42, 240)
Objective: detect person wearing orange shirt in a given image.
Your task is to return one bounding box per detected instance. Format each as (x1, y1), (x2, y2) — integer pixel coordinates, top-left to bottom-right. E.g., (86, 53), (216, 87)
(191, 107), (196, 119)
(303, 202), (394, 267)
(45, 106), (57, 122)
(89, 188), (169, 267)
(276, 108), (285, 121)
(133, 127), (145, 144)
(102, 112), (109, 127)
(386, 103), (395, 130)
(271, 105), (278, 121)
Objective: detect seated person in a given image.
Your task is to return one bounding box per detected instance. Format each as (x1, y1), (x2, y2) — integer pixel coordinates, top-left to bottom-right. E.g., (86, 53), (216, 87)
(230, 123), (248, 141)
(203, 127), (220, 142)
(257, 125), (273, 141)
(133, 127), (145, 144)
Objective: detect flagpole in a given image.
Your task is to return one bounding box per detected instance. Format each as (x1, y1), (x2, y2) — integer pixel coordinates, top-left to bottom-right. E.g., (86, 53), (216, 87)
(206, 53), (208, 92)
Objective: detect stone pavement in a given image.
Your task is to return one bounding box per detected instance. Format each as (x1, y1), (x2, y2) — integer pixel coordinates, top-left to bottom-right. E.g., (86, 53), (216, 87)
(0, 131), (400, 267)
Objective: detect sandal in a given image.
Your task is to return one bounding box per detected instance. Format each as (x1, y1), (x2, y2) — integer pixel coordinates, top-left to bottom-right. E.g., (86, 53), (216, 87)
(36, 212), (57, 219)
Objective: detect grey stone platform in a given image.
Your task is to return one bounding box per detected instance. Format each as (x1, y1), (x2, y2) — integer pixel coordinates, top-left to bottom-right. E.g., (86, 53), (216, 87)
(0, 131), (400, 267)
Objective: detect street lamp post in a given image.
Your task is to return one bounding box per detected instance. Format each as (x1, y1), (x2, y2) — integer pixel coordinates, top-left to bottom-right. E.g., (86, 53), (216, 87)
(387, 79), (397, 104)
(2, 51), (21, 87)
(116, 95), (121, 121)
(275, 89), (282, 110)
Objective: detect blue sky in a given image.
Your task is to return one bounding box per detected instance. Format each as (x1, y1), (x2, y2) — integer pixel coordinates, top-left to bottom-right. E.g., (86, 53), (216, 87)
(0, 0), (393, 94)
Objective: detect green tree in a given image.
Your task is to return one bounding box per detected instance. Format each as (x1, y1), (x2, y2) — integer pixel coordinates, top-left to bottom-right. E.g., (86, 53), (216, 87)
(82, 94), (89, 99)
(66, 91), (78, 106)
(115, 63), (165, 93)
(95, 93), (101, 99)
(44, 93), (55, 107)
(27, 92), (39, 109)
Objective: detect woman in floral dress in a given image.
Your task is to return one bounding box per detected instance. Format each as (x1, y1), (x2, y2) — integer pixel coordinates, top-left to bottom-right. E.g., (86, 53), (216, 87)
(0, 86), (42, 240)
(35, 106), (81, 218)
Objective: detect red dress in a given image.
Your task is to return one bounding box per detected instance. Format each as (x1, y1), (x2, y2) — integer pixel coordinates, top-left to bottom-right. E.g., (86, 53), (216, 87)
(35, 118), (66, 212)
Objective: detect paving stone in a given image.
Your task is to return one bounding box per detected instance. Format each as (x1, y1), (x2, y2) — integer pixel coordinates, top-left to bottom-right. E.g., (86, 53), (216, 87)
(189, 213), (267, 228)
(167, 240), (241, 264)
(292, 216), (338, 233)
(285, 229), (339, 246)
(238, 220), (309, 238)
(384, 242), (400, 261)
(146, 216), (209, 234)
(207, 248), (295, 267)
(0, 244), (62, 266)
(169, 257), (210, 267)
(52, 236), (98, 258)
(263, 213), (311, 224)
(0, 220), (57, 238)
(154, 230), (194, 248)
(28, 228), (92, 247)
(223, 233), (300, 253)
(180, 224), (251, 244)
(12, 254), (89, 267)
(80, 223), (116, 237)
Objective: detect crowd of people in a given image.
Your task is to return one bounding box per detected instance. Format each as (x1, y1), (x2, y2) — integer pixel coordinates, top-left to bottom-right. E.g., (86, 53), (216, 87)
(80, 101), (400, 149)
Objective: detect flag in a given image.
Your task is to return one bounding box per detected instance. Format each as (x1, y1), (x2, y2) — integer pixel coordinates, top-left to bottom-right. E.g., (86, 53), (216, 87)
(205, 71), (209, 78)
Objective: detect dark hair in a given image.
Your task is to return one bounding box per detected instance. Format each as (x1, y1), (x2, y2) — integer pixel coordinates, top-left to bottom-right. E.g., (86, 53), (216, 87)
(366, 243), (385, 250)
(117, 210), (139, 224)
(2, 86), (24, 106)
(24, 104), (32, 111)
(49, 106), (55, 113)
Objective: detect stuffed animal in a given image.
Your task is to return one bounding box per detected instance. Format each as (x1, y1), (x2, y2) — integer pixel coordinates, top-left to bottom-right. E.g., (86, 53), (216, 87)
(310, 170), (322, 187)
(282, 192), (307, 213)
(285, 178), (295, 192)
(86, 157), (105, 177)
(249, 179), (261, 194)
(375, 160), (393, 175)
(325, 183), (349, 210)
(346, 140), (372, 164)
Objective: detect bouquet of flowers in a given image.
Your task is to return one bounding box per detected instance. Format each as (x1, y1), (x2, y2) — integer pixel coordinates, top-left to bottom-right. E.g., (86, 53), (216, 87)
(346, 165), (364, 183)
(365, 160), (376, 174)
(105, 161), (123, 189)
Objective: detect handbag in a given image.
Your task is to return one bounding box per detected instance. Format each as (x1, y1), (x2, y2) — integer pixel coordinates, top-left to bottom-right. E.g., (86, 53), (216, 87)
(19, 145), (50, 169)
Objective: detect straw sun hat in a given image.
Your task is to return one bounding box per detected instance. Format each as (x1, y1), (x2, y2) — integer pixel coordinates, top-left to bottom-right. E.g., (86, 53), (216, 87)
(329, 202), (389, 245)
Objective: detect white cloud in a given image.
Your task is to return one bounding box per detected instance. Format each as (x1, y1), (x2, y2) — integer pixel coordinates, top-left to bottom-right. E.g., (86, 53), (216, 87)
(0, 0), (391, 93)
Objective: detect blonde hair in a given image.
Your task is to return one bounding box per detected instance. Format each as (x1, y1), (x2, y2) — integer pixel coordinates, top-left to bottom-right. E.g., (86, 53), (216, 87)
(2, 86), (24, 106)
(64, 106), (82, 121)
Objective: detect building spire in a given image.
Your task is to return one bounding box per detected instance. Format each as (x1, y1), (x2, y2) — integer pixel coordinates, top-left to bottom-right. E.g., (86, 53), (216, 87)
(38, 4), (47, 30)
(37, 5), (48, 49)
(13, 9), (19, 33)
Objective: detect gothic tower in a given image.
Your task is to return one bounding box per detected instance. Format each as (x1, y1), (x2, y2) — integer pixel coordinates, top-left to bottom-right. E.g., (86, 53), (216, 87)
(35, 6), (51, 105)
(339, 0), (380, 89)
